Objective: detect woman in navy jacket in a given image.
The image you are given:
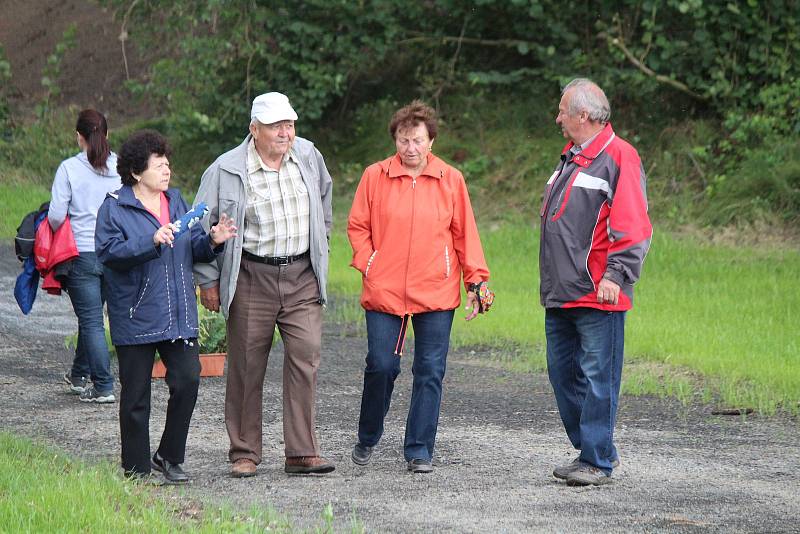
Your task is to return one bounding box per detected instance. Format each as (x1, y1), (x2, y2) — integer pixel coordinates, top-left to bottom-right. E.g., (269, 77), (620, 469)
(96, 130), (236, 482)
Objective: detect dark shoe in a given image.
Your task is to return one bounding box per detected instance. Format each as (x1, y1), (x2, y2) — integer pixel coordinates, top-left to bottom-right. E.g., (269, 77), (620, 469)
(63, 372), (88, 394)
(566, 462), (613, 486)
(151, 452), (189, 484)
(553, 455), (620, 480)
(351, 443), (373, 466)
(407, 459), (433, 473)
(79, 385), (115, 403)
(230, 458), (257, 478)
(285, 456), (335, 474)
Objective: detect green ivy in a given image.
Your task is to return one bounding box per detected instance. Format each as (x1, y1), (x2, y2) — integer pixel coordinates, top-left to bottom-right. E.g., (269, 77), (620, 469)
(0, 46), (13, 137)
(36, 24), (77, 118)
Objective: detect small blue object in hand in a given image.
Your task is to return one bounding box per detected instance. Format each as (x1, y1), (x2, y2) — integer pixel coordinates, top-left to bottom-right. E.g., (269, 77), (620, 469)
(172, 202), (209, 237)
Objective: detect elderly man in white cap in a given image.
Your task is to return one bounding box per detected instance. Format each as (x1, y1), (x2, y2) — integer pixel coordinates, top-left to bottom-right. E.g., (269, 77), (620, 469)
(194, 92), (334, 478)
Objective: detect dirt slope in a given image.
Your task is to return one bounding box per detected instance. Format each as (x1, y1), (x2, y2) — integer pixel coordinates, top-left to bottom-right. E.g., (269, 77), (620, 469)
(0, 0), (150, 120)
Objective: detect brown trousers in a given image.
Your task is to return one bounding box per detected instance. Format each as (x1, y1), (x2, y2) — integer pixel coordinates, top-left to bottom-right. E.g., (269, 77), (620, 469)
(225, 255), (322, 463)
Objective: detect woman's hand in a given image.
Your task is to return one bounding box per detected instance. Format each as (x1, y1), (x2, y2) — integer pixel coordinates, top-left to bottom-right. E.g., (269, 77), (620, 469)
(210, 213), (238, 246)
(465, 281), (494, 321)
(153, 223), (176, 247)
(465, 291), (480, 321)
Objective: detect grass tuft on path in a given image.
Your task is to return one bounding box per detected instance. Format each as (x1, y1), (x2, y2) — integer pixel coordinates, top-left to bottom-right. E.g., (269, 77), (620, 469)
(0, 431), (362, 533)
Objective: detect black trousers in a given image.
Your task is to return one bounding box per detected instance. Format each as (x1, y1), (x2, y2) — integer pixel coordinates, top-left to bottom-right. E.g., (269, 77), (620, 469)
(117, 340), (201, 475)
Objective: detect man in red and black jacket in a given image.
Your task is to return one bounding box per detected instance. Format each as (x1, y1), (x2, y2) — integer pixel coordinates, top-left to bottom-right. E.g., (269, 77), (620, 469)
(539, 78), (652, 486)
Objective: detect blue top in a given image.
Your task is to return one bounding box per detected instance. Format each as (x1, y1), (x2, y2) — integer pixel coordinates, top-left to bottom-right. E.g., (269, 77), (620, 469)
(95, 185), (222, 346)
(48, 151), (122, 252)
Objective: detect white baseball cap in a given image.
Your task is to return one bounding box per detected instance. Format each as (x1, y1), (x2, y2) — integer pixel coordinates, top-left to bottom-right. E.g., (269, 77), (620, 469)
(251, 92), (298, 125)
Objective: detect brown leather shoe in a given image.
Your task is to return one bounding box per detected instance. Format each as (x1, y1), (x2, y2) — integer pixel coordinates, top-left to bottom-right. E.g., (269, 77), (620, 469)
(230, 458), (257, 478)
(284, 456), (335, 474)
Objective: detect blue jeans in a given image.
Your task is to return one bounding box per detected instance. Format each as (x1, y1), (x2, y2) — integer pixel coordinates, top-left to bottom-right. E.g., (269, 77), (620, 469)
(66, 252), (114, 393)
(357, 309), (454, 462)
(545, 307), (625, 474)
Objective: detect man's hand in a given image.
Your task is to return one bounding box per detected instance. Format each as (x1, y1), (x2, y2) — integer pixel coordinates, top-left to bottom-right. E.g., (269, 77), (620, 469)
(597, 278), (620, 305)
(200, 284), (221, 312)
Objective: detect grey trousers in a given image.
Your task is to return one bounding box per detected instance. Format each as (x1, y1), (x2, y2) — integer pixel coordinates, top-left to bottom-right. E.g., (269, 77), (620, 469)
(225, 255), (322, 462)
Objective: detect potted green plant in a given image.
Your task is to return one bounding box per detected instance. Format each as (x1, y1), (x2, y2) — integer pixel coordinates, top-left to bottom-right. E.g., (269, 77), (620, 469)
(152, 304), (227, 378)
(196, 304), (227, 376)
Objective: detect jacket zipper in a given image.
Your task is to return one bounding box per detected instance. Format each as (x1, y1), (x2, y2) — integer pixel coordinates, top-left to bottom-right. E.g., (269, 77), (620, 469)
(403, 176), (417, 313)
(170, 216), (184, 339)
(444, 245), (450, 278)
(551, 169), (574, 219)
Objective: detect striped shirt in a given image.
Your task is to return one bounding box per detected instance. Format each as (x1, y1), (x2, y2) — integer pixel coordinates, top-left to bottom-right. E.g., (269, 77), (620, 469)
(242, 139), (310, 257)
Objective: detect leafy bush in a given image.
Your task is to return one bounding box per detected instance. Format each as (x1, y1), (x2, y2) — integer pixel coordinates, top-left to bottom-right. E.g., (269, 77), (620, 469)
(703, 142), (800, 227)
(0, 108), (76, 185)
(198, 305), (227, 354)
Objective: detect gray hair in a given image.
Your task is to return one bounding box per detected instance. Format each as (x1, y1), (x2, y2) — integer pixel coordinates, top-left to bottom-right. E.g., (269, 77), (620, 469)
(562, 78), (611, 123)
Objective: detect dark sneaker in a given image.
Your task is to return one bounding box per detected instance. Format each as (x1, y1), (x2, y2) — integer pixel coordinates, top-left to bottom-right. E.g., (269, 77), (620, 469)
(79, 386), (115, 404)
(553, 455), (620, 479)
(566, 463), (613, 486)
(63, 372), (88, 394)
(351, 443), (374, 466)
(407, 459), (433, 474)
(151, 452), (189, 484)
(285, 456), (335, 474)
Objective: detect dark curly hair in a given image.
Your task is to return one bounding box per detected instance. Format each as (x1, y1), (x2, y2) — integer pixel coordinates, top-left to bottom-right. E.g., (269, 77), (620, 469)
(389, 100), (438, 140)
(117, 130), (172, 186)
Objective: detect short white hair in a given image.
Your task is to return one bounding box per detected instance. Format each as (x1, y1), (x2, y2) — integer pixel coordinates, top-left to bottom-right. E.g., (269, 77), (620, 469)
(562, 78), (611, 123)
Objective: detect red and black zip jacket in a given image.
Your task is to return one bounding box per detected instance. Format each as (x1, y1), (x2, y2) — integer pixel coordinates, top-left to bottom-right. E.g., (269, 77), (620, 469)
(539, 123), (652, 311)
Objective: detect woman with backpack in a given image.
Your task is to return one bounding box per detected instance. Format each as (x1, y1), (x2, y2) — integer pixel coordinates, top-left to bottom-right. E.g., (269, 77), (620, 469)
(49, 109), (121, 403)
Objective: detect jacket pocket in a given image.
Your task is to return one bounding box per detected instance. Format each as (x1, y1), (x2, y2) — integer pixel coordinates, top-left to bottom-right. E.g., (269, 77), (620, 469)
(294, 177), (309, 195)
(364, 250), (378, 278)
(129, 276), (150, 319)
(219, 193), (239, 222)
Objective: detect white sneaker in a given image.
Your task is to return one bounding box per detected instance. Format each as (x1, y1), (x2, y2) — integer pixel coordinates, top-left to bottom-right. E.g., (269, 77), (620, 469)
(79, 386), (115, 404)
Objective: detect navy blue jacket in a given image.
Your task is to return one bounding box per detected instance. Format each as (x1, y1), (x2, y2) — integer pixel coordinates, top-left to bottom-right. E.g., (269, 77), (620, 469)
(95, 185), (220, 346)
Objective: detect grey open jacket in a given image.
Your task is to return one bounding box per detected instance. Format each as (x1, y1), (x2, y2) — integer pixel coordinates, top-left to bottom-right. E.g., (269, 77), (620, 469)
(193, 135), (333, 318)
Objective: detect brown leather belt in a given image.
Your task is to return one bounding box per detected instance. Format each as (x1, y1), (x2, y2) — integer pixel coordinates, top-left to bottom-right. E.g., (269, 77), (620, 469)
(242, 250), (309, 266)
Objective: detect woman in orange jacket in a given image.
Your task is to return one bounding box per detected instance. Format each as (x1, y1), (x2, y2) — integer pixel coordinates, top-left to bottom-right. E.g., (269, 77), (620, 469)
(348, 100), (494, 473)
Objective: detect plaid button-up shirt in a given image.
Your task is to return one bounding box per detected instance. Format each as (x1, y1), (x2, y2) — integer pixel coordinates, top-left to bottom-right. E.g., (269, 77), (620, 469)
(242, 139), (310, 257)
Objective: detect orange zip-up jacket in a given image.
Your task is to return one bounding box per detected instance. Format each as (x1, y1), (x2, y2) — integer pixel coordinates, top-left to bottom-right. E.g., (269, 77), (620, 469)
(348, 153), (490, 316)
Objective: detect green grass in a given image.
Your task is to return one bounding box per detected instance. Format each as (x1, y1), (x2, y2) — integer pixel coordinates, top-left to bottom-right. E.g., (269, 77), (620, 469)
(327, 215), (800, 415)
(628, 231), (800, 414)
(0, 431), (362, 533)
(0, 180), (51, 238)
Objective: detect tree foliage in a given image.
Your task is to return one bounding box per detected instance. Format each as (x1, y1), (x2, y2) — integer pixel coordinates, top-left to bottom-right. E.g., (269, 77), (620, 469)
(107, 0), (798, 130)
(101, 0), (799, 226)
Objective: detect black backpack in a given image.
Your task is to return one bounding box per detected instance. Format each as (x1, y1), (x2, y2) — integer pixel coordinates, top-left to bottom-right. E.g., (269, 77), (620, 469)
(15, 202), (49, 262)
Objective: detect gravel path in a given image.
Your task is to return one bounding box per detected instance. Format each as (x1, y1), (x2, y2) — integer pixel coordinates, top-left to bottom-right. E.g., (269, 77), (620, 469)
(1, 242), (798, 533)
